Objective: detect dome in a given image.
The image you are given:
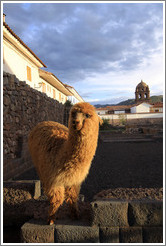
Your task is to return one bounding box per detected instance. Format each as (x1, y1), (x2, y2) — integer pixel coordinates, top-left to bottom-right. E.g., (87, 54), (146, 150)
(135, 80), (150, 102)
(136, 80), (148, 89)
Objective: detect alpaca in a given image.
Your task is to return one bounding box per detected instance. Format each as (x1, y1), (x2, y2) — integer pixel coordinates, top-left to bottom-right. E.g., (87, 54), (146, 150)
(28, 102), (102, 225)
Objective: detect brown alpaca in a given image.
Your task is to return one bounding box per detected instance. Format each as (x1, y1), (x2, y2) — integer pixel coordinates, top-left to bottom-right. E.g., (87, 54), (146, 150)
(28, 102), (102, 225)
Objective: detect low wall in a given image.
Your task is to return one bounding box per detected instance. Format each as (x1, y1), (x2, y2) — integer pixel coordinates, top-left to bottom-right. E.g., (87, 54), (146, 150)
(23, 200), (161, 243)
(3, 181), (163, 243)
(3, 72), (66, 180)
(100, 113), (163, 126)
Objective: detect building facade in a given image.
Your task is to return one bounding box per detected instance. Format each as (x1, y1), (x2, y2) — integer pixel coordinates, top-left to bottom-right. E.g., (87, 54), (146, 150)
(64, 84), (84, 104)
(3, 14), (83, 104)
(39, 69), (72, 104)
(3, 14), (47, 88)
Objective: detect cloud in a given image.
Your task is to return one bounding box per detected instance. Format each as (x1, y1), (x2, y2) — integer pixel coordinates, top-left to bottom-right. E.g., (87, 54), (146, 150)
(3, 2), (164, 104)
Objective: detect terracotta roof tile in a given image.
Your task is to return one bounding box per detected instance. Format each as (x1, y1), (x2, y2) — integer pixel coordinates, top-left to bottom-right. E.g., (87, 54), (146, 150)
(151, 102), (163, 107)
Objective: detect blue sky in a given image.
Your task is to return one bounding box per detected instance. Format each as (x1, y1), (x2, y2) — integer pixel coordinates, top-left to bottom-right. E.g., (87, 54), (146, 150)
(3, 1), (164, 105)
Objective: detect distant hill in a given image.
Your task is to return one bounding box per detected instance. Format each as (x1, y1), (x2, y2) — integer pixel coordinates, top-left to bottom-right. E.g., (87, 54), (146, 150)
(94, 95), (163, 108)
(94, 104), (116, 108)
(117, 99), (135, 105)
(150, 95), (163, 103)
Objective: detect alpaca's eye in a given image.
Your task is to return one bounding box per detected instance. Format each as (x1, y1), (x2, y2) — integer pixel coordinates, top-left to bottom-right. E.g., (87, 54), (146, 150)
(85, 114), (91, 118)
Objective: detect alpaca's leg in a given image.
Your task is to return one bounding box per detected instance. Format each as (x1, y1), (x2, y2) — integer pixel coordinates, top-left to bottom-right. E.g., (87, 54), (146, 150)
(48, 186), (64, 225)
(65, 184), (81, 219)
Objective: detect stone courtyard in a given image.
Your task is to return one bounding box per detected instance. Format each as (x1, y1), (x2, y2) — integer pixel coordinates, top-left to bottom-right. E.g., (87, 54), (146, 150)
(16, 134), (163, 201)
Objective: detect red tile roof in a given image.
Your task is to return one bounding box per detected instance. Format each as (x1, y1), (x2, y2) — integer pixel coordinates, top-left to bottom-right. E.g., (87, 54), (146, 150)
(151, 102), (163, 108)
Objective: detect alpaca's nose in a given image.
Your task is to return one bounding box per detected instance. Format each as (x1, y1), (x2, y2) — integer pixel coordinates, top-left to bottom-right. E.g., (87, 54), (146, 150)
(73, 119), (80, 125)
(72, 118), (82, 130)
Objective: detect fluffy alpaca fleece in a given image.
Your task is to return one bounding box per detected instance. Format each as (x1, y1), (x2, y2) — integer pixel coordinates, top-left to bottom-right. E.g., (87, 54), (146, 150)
(28, 102), (102, 225)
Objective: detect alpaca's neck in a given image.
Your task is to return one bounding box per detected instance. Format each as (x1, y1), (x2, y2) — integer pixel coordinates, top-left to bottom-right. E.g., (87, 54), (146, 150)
(65, 131), (98, 161)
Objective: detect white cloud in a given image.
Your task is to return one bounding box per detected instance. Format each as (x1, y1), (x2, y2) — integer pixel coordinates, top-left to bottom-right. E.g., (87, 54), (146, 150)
(3, 2), (164, 105)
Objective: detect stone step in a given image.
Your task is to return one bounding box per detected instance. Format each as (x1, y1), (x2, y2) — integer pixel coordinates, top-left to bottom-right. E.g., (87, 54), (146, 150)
(21, 219), (99, 243)
(91, 200), (163, 227)
(20, 219), (163, 243)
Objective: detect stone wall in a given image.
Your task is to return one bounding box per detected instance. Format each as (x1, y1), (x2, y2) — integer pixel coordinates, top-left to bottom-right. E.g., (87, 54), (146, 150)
(20, 199), (163, 243)
(3, 181), (163, 243)
(3, 72), (66, 180)
(100, 113), (163, 126)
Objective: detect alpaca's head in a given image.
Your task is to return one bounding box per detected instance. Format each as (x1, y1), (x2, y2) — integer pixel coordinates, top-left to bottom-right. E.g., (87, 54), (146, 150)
(68, 102), (102, 135)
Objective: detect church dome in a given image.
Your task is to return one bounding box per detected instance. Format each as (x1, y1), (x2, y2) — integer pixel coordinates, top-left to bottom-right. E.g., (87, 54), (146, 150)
(135, 80), (150, 102)
(136, 80), (148, 89)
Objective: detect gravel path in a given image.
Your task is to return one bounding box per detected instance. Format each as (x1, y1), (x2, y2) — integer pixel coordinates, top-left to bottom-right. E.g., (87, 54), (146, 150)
(15, 138), (163, 201)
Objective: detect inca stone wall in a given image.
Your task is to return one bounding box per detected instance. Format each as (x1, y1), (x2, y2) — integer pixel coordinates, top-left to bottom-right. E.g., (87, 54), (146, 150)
(3, 180), (163, 243)
(3, 72), (66, 180)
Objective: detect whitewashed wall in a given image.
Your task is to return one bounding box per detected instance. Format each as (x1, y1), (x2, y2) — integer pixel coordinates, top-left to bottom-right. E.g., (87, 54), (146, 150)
(131, 103), (151, 113)
(67, 96), (79, 104)
(3, 39), (40, 88)
(38, 77), (67, 104)
(100, 113), (163, 121)
(96, 110), (108, 115)
(114, 110), (125, 114)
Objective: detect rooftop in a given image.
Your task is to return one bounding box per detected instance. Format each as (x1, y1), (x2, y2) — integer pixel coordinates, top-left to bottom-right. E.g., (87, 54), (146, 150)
(3, 18), (47, 68)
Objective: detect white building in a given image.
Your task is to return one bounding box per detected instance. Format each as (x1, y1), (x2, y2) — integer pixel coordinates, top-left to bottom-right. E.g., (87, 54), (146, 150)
(64, 84), (84, 104)
(96, 107), (109, 115)
(96, 102), (154, 115)
(3, 14), (82, 105)
(3, 14), (46, 88)
(39, 69), (72, 104)
(150, 103), (163, 113)
(130, 102), (152, 113)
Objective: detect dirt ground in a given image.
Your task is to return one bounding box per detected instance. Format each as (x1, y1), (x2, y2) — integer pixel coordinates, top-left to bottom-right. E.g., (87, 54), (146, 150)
(15, 136), (163, 202)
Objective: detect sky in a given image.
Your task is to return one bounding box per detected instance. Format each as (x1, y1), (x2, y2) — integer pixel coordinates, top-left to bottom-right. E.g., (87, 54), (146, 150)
(2, 1), (164, 105)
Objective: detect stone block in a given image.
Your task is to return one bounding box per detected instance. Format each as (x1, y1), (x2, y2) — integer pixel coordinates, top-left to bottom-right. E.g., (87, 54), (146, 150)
(143, 227), (163, 243)
(128, 201), (163, 226)
(3, 95), (11, 106)
(54, 220), (99, 243)
(3, 76), (9, 85)
(120, 227), (143, 243)
(3, 180), (41, 226)
(91, 200), (128, 227)
(21, 219), (54, 243)
(3, 180), (41, 199)
(99, 227), (119, 243)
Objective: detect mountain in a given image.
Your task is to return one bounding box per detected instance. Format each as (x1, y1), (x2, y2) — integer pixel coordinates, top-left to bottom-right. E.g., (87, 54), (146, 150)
(117, 99), (135, 105)
(149, 95), (163, 103)
(94, 103), (116, 108)
(94, 95), (163, 108)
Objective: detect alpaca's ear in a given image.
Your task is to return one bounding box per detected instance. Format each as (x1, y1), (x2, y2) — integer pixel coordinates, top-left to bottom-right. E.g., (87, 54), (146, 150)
(98, 117), (103, 125)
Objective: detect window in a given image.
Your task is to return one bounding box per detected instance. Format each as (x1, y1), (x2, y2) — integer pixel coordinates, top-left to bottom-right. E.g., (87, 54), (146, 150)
(27, 66), (32, 81)
(53, 89), (56, 99)
(42, 83), (46, 93)
(47, 85), (51, 93)
(59, 93), (61, 101)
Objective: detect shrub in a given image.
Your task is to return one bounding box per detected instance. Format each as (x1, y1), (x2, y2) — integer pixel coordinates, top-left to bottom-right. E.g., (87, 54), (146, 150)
(100, 118), (110, 130)
(118, 114), (127, 126)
